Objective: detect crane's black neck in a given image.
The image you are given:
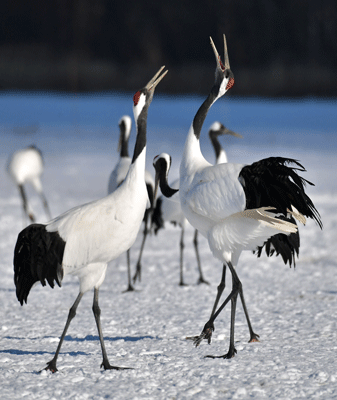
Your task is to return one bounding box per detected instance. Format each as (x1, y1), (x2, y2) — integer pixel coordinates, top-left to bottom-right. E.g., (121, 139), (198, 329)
(192, 92), (217, 141)
(209, 132), (222, 160)
(119, 121), (129, 158)
(132, 109), (148, 164)
(159, 176), (179, 198)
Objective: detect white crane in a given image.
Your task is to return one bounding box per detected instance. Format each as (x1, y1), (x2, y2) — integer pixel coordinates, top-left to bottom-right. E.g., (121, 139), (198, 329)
(178, 34), (322, 359)
(7, 145), (52, 223)
(107, 116), (155, 291)
(13, 66), (167, 372)
(152, 122), (242, 285)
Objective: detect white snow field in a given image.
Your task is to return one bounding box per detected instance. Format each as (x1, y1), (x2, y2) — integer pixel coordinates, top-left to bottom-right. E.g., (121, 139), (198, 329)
(0, 93), (336, 399)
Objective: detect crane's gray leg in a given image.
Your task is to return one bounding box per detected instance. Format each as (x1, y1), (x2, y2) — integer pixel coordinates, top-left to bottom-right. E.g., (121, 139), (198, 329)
(179, 225), (187, 286)
(41, 292), (84, 373)
(193, 230), (209, 285)
(39, 191), (52, 220)
(205, 261), (240, 359)
(123, 250), (135, 292)
(133, 209), (150, 284)
(238, 289), (260, 342)
(92, 288), (131, 370)
(18, 184), (35, 223)
(186, 264), (226, 345)
(188, 263), (259, 345)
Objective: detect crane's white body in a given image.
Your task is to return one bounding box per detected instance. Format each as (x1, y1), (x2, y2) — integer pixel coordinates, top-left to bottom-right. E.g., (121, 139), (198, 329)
(7, 145), (51, 222)
(47, 149), (147, 293)
(8, 146), (44, 190)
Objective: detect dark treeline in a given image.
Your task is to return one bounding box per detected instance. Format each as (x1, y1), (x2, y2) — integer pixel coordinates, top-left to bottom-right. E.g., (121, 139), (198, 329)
(1, 0), (336, 96)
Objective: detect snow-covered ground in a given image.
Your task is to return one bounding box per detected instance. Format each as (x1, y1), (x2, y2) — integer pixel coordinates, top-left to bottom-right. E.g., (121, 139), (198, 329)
(0, 93), (337, 399)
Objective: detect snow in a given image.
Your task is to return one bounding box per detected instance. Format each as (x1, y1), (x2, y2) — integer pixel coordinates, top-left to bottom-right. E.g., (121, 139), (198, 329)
(1, 92), (337, 399)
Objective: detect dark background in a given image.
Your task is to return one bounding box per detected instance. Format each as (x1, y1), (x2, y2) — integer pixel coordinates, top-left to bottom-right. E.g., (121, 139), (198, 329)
(1, 0), (336, 96)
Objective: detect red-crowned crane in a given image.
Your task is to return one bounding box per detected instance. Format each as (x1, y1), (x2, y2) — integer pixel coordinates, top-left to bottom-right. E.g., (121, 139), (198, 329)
(178, 35), (322, 359)
(152, 123), (241, 286)
(13, 66), (167, 372)
(7, 145), (52, 223)
(107, 115), (155, 291)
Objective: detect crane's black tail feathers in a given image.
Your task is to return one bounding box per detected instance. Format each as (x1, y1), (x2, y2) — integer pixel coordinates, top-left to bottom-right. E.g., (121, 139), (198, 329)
(255, 217), (300, 267)
(240, 157), (322, 266)
(239, 157), (322, 228)
(14, 224), (65, 305)
(151, 197), (164, 234)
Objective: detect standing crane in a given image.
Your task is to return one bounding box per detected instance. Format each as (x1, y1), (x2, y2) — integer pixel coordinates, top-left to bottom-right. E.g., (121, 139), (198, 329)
(152, 122), (241, 285)
(108, 115), (155, 292)
(13, 66), (167, 372)
(7, 145), (52, 223)
(178, 34), (322, 359)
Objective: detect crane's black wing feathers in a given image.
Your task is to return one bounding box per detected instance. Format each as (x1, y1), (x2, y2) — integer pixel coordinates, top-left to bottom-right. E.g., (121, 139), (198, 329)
(239, 157), (322, 266)
(14, 224), (65, 305)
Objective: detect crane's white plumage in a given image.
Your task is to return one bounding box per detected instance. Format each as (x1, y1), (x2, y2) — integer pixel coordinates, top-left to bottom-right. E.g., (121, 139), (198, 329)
(13, 66), (168, 372)
(107, 115), (155, 291)
(178, 35), (322, 359)
(152, 123), (241, 285)
(7, 145), (52, 223)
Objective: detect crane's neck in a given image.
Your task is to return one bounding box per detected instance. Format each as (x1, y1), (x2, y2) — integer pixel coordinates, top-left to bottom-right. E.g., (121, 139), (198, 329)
(120, 135), (129, 158)
(180, 93), (216, 178)
(159, 173), (179, 198)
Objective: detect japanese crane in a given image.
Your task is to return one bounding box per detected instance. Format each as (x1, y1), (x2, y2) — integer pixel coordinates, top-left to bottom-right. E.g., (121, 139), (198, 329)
(108, 115), (155, 292)
(7, 145), (52, 223)
(152, 122), (241, 285)
(13, 66), (167, 372)
(178, 34), (322, 359)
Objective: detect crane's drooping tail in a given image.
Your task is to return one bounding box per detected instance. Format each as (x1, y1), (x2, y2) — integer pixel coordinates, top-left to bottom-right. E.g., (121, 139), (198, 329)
(14, 224), (65, 305)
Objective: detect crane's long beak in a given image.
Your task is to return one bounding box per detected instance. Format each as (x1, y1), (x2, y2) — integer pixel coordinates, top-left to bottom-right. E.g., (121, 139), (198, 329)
(224, 128), (243, 139)
(210, 34), (230, 72)
(145, 66), (168, 92)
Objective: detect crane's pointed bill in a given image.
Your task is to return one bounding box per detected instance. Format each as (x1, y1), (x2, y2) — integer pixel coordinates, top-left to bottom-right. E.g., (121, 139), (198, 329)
(145, 66), (168, 91)
(223, 34), (230, 70)
(225, 128), (242, 139)
(210, 36), (224, 72)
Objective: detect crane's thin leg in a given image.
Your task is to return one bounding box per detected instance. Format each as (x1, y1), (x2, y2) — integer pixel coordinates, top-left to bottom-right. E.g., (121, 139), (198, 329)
(123, 250), (135, 292)
(39, 191), (52, 220)
(205, 262), (240, 359)
(41, 292), (84, 373)
(133, 209), (150, 284)
(18, 184), (35, 222)
(186, 264), (226, 345)
(93, 288), (131, 370)
(193, 230), (209, 285)
(179, 225), (187, 286)
(238, 289), (260, 342)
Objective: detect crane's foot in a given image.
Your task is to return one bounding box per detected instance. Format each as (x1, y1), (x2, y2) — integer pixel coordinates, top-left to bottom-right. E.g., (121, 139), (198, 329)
(197, 277), (210, 285)
(122, 284), (135, 293)
(40, 359), (58, 373)
(179, 281), (188, 287)
(205, 346), (237, 360)
(100, 360), (133, 370)
(249, 332), (260, 343)
(186, 321), (214, 347)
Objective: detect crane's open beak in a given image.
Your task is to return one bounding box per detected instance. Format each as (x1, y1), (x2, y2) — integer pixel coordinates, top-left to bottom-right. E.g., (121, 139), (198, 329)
(210, 34), (230, 72)
(145, 66), (168, 92)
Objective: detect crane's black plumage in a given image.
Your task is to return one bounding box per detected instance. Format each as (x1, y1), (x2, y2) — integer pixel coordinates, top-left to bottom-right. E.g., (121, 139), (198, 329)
(239, 157), (322, 266)
(14, 224), (65, 305)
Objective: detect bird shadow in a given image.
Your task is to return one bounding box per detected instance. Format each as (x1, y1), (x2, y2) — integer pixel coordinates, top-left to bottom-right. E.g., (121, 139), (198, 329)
(64, 334), (159, 342)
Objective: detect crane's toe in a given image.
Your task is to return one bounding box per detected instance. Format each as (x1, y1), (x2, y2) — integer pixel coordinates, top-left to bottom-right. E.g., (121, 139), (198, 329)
(205, 346), (237, 359)
(186, 321), (214, 346)
(249, 333), (260, 343)
(100, 360), (133, 370)
(41, 360), (58, 373)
